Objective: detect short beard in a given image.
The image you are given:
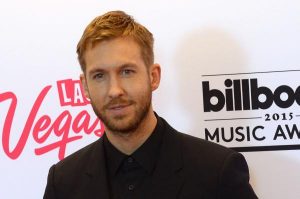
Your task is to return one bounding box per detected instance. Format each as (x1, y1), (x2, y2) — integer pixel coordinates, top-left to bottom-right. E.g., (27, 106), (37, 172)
(90, 92), (152, 136)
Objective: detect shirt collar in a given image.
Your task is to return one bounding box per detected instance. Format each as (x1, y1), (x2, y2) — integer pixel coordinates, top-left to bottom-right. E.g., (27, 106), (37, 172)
(103, 114), (164, 175)
(132, 115), (164, 173)
(103, 134), (126, 176)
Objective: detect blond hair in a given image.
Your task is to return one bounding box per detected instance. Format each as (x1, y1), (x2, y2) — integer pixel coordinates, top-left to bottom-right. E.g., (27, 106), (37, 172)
(77, 10), (154, 72)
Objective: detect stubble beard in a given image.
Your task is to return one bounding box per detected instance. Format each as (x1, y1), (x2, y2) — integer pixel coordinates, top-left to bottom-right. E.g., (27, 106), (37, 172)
(90, 89), (152, 136)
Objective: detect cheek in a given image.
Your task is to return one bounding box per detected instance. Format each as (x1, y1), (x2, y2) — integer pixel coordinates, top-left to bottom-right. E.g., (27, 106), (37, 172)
(130, 83), (151, 99)
(87, 86), (106, 102)
(125, 79), (149, 93)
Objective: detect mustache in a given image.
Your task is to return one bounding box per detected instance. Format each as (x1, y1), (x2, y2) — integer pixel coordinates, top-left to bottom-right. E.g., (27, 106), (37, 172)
(103, 98), (134, 109)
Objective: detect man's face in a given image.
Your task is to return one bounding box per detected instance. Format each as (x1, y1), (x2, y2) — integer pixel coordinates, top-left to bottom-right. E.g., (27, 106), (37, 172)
(81, 37), (160, 134)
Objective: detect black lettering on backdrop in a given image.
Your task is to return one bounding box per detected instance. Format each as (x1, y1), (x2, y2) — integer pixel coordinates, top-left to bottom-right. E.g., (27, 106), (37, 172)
(205, 126), (265, 143)
(202, 78), (300, 112)
(274, 124), (300, 140)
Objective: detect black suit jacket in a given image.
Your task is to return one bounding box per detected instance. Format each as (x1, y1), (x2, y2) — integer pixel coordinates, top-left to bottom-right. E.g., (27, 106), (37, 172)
(44, 117), (258, 199)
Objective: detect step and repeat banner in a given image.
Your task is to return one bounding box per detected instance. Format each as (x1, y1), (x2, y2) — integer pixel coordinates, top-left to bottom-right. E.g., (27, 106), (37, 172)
(1, 0), (299, 198)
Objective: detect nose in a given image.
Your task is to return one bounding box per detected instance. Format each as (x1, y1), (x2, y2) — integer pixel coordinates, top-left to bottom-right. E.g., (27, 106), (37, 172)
(108, 75), (124, 98)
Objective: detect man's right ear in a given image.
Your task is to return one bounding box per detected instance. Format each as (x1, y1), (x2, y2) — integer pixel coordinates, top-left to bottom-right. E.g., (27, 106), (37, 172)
(80, 74), (90, 99)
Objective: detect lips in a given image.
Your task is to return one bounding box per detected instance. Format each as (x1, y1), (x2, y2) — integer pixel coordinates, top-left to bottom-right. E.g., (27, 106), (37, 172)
(105, 103), (132, 118)
(108, 103), (131, 110)
(103, 98), (134, 117)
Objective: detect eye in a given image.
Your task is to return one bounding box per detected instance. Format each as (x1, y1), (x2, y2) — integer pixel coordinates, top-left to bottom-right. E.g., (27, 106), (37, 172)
(93, 73), (104, 80)
(121, 69), (135, 76)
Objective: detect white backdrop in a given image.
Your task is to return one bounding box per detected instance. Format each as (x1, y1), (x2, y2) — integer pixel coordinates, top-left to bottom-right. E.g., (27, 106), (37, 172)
(1, 0), (300, 198)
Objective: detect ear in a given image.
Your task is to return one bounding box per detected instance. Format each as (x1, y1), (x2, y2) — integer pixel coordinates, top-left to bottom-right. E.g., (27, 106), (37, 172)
(149, 63), (161, 91)
(80, 74), (90, 99)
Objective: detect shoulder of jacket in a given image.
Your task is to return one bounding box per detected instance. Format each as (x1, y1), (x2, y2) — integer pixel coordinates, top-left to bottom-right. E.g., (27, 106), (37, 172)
(54, 138), (102, 171)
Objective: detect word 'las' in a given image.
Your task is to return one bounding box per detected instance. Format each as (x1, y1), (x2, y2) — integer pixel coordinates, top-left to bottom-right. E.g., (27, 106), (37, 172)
(0, 79), (104, 160)
(57, 79), (90, 106)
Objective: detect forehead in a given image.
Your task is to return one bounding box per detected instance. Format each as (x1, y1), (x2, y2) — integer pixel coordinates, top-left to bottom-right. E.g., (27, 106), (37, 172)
(84, 37), (145, 72)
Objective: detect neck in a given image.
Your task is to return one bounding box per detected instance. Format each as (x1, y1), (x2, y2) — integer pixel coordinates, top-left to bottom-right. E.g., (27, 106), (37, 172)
(105, 110), (157, 155)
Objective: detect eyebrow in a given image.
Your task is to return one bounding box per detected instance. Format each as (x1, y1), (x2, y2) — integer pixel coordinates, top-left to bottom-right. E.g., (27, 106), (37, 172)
(88, 68), (105, 77)
(119, 63), (138, 70)
(88, 63), (138, 75)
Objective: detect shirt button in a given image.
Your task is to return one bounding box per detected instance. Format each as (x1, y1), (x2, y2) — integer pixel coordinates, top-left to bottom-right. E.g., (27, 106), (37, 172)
(127, 157), (133, 163)
(128, 184), (135, 191)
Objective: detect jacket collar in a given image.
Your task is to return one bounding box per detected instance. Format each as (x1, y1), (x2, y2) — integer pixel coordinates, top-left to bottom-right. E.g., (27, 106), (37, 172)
(83, 137), (110, 199)
(144, 117), (184, 199)
(81, 116), (184, 199)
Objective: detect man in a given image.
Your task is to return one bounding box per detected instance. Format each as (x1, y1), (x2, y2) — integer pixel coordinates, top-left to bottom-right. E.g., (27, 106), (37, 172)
(44, 10), (258, 199)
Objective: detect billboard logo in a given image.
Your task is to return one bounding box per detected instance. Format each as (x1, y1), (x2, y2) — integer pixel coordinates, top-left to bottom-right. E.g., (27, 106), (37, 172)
(201, 70), (300, 152)
(203, 78), (300, 112)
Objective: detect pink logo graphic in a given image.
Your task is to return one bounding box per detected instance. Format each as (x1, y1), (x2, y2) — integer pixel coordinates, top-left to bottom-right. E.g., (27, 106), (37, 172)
(0, 79), (104, 160)
(56, 79), (90, 106)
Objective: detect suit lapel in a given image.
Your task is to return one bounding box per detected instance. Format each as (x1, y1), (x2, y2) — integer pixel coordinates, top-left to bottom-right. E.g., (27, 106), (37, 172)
(145, 120), (184, 199)
(81, 138), (111, 199)
(76, 119), (184, 199)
